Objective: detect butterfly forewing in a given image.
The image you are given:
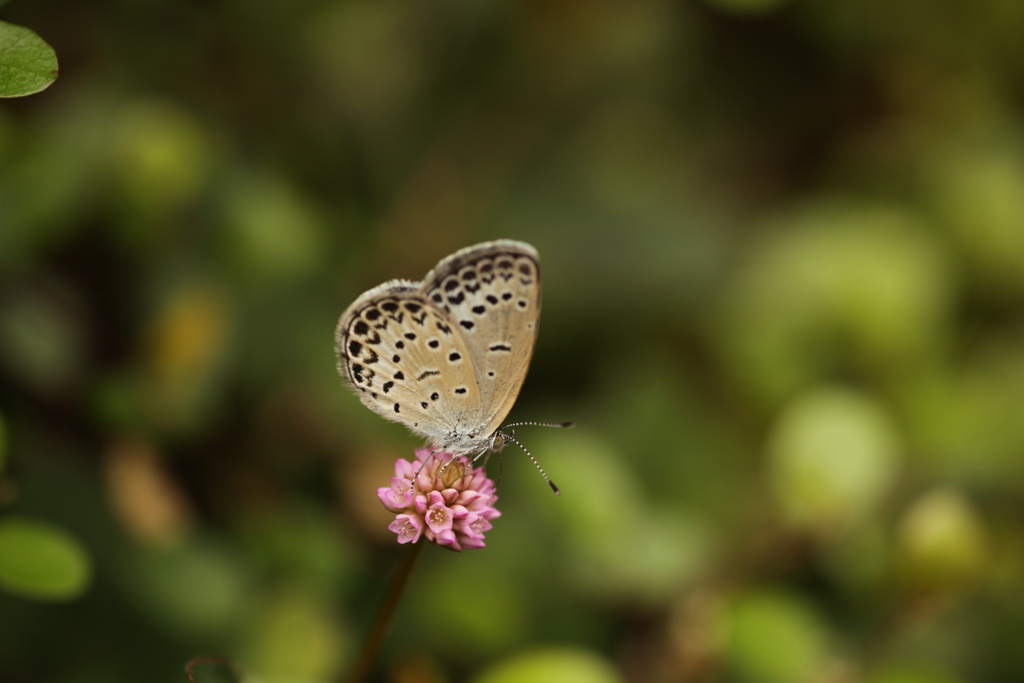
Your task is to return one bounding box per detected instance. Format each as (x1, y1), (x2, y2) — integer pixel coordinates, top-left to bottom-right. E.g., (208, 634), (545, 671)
(421, 242), (541, 439)
(336, 240), (541, 455)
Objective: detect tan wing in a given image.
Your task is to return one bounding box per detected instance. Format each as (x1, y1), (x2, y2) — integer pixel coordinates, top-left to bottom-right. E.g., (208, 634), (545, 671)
(335, 281), (484, 448)
(420, 240), (541, 438)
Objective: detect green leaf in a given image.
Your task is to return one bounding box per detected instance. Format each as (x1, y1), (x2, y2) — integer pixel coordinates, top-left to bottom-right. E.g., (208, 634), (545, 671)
(0, 21), (58, 98)
(0, 517), (92, 601)
(727, 590), (831, 683)
(768, 386), (901, 536)
(472, 647), (623, 683)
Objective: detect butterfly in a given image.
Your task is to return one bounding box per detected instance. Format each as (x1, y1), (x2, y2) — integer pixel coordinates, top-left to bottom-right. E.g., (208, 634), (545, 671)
(335, 240), (567, 489)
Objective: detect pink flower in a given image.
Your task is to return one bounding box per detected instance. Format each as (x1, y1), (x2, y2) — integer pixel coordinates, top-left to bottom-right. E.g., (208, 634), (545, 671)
(376, 449), (501, 551)
(389, 514), (423, 544)
(378, 477), (414, 512)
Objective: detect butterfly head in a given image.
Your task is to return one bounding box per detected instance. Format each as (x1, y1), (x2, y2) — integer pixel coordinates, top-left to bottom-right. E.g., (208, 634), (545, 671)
(489, 430), (508, 452)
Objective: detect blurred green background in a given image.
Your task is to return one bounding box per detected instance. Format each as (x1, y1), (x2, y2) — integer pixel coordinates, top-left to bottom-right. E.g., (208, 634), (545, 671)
(2, 0), (1024, 682)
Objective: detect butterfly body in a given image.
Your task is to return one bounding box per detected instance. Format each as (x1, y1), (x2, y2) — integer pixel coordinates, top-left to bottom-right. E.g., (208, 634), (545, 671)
(335, 240), (541, 456)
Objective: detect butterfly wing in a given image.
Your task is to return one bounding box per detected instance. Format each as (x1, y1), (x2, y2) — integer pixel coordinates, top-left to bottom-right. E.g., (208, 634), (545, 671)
(335, 281), (484, 449)
(420, 240), (541, 439)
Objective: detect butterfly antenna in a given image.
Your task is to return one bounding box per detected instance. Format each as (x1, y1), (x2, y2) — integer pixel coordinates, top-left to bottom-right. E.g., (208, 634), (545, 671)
(503, 421), (575, 429)
(502, 432), (560, 496)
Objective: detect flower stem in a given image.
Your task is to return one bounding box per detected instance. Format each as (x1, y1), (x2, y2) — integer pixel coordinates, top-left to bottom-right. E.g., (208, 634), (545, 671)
(347, 542), (424, 683)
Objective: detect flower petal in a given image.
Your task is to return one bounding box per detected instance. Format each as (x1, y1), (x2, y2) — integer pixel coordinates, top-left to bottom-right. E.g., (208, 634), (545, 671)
(413, 494), (428, 515)
(377, 487), (408, 513)
(395, 459), (416, 479)
(389, 514), (423, 544)
(425, 502), (454, 534)
(435, 528), (459, 549)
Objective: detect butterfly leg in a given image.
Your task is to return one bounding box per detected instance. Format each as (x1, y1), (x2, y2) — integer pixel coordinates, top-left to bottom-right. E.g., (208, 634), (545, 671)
(414, 449), (444, 482)
(439, 446), (491, 480)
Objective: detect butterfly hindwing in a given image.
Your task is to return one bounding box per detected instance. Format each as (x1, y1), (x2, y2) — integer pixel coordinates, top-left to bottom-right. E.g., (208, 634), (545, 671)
(336, 283), (482, 445)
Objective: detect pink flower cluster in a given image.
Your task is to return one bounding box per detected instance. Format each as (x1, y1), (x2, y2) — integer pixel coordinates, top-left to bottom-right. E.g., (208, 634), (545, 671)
(377, 449), (501, 551)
